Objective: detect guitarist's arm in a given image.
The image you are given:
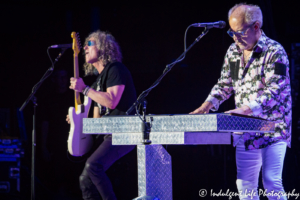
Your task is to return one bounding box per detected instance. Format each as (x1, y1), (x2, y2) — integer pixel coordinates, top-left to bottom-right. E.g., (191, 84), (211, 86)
(88, 85), (125, 110)
(70, 77), (125, 110)
(93, 107), (101, 118)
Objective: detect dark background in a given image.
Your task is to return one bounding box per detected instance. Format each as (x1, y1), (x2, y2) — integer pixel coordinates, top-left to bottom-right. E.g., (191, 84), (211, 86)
(1, 0), (300, 199)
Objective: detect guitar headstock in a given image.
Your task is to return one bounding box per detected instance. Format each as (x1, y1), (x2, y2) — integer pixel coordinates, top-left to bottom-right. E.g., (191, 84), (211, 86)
(71, 32), (81, 56)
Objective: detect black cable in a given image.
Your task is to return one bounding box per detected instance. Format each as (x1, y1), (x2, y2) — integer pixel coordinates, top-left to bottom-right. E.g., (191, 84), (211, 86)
(163, 24), (193, 73)
(47, 47), (54, 67)
(184, 25), (193, 51)
(135, 104), (144, 123)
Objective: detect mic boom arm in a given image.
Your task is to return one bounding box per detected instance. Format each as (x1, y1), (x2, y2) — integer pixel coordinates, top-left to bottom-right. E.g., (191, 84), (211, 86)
(126, 27), (211, 115)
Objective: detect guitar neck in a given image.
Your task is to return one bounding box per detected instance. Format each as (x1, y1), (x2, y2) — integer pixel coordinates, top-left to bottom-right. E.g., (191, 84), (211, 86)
(74, 55), (81, 110)
(71, 31), (82, 112)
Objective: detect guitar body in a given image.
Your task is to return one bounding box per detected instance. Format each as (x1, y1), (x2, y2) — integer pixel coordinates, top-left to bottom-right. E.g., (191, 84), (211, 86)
(67, 96), (93, 156)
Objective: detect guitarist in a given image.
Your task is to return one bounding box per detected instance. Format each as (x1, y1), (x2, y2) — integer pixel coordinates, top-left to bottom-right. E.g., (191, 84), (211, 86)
(67, 30), (136, 200)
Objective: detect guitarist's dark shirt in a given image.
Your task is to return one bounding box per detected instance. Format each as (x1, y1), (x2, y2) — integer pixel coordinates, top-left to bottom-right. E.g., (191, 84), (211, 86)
(91, 62), (137, 116)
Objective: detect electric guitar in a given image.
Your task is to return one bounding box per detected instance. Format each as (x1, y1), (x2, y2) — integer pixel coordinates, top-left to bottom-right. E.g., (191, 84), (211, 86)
(67, 32), (93, 156)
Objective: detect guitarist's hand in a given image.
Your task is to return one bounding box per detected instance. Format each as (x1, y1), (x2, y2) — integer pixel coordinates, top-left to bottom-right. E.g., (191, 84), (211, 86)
(66, 115), (71, 124)
(70, 77), (86, 92)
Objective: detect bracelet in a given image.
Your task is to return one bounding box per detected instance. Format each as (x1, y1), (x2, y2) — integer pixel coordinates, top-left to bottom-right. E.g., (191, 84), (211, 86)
(82, 86), (91, 96)
(85, 87), (91, 96)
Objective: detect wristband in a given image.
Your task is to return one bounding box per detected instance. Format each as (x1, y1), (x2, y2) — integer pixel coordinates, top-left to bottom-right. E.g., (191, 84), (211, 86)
(82, 86), (91, 96)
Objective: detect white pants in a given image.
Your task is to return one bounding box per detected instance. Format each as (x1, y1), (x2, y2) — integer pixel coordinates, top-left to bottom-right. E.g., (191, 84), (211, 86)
(236, 138), (287, 200)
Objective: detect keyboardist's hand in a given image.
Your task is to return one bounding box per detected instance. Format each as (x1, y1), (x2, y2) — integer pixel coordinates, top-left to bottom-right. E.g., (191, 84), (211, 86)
(189, 101), (213, 114)
(224, 105), (253, 115)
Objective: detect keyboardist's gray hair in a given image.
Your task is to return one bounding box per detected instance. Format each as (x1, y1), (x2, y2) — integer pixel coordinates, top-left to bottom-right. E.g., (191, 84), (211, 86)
(228, 3), (263, 28)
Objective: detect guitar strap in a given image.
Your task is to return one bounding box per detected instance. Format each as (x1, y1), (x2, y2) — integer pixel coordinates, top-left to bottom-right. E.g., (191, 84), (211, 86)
(99, 62), (114, 93)
(94, 62), (114, 116)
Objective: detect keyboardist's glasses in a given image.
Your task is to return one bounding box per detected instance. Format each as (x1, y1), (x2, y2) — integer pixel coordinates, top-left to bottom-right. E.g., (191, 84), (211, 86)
(227, 21), (256, 38)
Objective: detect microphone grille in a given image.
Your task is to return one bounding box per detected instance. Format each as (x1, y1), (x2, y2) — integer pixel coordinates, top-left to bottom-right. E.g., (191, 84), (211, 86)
(219, 21), (226, 29)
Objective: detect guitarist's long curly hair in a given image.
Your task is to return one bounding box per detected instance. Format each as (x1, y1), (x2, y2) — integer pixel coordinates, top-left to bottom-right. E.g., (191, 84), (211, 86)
(83, 30), (122, 76)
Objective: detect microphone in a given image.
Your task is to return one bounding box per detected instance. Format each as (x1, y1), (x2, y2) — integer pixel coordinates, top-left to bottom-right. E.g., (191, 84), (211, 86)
(49, 44), (72, 49)
(192, 21), (226, 29)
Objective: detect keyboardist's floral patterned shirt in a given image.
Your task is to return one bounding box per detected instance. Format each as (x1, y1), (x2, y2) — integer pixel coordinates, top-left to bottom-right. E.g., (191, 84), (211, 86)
(205, 31), (292, 150)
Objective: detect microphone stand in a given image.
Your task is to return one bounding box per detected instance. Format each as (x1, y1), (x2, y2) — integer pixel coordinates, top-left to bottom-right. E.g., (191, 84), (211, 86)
(126, 27), (210, 144)
(19, 48), (68, 200)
